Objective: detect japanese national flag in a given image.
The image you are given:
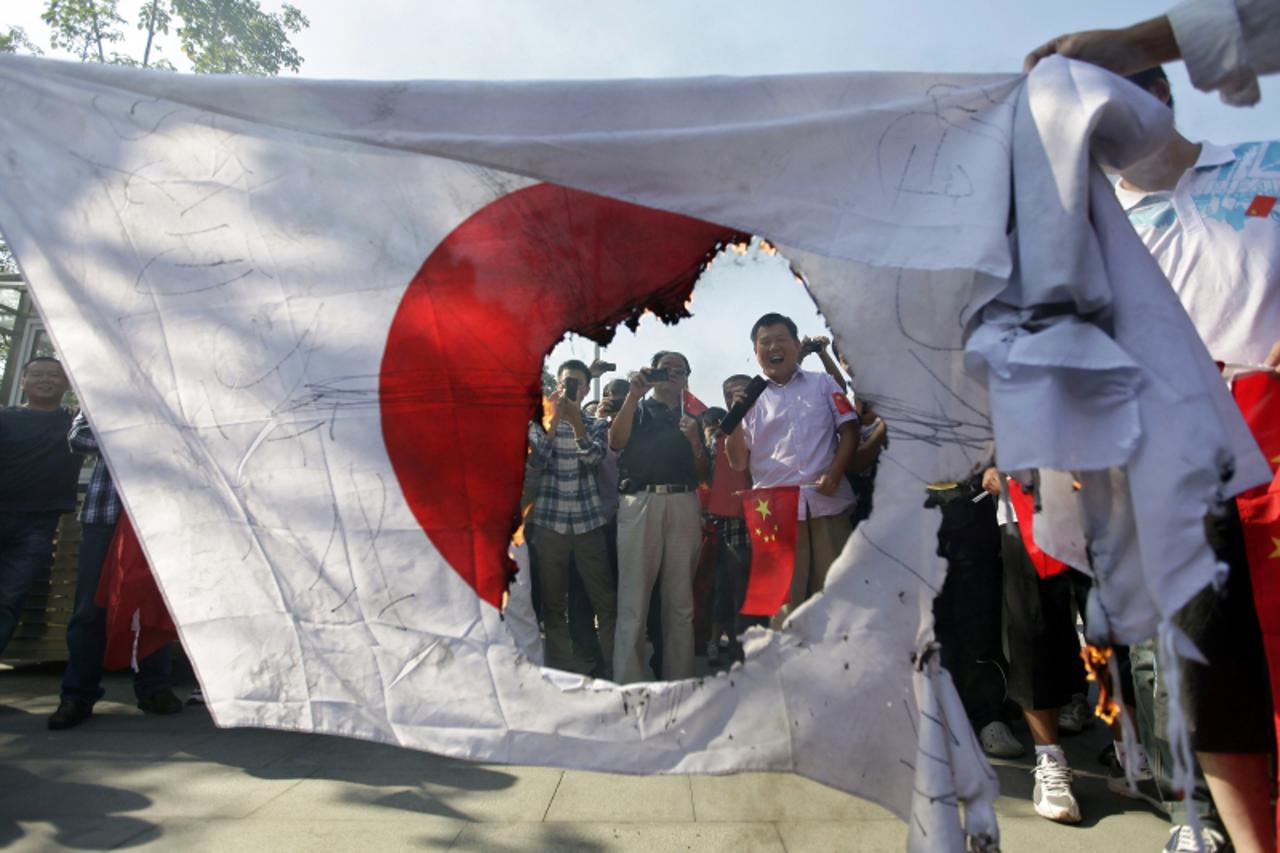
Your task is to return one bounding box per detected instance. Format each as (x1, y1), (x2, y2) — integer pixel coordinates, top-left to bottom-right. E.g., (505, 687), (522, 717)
(0, 53), (1246, 851)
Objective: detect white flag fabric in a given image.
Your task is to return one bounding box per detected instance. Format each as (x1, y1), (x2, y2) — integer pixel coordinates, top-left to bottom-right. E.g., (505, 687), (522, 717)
(0, 54), (1266, 851)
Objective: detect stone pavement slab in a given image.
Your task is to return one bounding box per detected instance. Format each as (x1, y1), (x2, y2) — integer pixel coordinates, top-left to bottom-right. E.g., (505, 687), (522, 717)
(690, 772), (897, 822)
(253, 766), (564, 823)
(545, 772), (694, 822)
(0, 663), (1177, 851)
(453, 822), (787, 852)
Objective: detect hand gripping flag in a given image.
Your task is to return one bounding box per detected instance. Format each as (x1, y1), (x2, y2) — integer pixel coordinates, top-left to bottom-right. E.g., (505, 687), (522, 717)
(1230, 371), (1280, 840)
(0, 54), (1268, 851)
(739, 486), (801, 617)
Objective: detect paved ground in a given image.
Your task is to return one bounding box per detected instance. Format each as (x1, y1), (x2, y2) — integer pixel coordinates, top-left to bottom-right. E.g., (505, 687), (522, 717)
(1, 663), (1172, 851)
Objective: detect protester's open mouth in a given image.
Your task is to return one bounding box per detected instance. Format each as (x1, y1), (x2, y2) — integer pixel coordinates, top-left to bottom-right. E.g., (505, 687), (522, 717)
(768, 354), (784, 365)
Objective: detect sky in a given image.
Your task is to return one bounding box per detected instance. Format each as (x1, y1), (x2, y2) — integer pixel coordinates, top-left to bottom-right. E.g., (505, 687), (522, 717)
(6, 0), (1279, 400)
(549, 240), (824, 406)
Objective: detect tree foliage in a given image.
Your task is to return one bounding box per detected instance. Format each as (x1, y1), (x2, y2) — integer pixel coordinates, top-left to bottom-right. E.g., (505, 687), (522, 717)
(0, 27), (44, 55)
(33, 0), (308, 74)
(173, 0), (307, 75)
(42, 0), (128, 63)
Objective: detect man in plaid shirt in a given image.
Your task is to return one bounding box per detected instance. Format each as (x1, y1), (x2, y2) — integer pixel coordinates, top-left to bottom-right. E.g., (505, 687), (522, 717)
(47, 412), (181, 730)
(526, 360), (616, 677)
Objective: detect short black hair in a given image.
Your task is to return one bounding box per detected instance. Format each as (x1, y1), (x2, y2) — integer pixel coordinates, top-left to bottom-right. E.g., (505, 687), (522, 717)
(557, 359), (591, 383)
(750, 313), (798, 343)
(1125, 66), (1173, 110)
(22, 356), (64, 374)
(650, 350), (691, 373)
(701, 407), (728, 428)
(603, 378), (630, 397)
(722, 374), (753, 389)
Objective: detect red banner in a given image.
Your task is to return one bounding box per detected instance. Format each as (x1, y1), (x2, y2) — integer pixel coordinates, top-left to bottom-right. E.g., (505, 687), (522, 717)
(682, 389), (709, 418)
(1007, 478), (1070, 580)
(739, 485), (800, 617)
(94, 514), (178, 671)
(1230, 371), (1280, 841)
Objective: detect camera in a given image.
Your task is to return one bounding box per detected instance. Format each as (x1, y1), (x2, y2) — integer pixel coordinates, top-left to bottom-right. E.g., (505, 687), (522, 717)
(593, 361), (617, 375)
(562, 376), (580, 401)
(801, 339), (823, 355)
(643, 367), (670, 382)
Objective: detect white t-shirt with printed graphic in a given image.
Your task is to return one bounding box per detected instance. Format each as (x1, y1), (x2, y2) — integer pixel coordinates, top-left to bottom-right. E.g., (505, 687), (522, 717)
(1116, 141), (1280, 366)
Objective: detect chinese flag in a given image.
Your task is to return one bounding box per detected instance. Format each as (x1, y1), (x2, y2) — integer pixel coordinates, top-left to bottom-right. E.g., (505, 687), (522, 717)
(1006, 478), (1070, 579)
(740, 485), (801, 617)
(1246, 194), (1277, 218)
(682, 389), (709, 417)
(1230, 371), (1280, 840)
(95, 514), (178, 671)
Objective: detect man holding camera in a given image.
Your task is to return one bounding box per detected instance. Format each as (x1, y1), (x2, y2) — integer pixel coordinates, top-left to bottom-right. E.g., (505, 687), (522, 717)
(526, 359), (616, 677)
(725, 314), (860, 614)
(609, 351), (710, 683)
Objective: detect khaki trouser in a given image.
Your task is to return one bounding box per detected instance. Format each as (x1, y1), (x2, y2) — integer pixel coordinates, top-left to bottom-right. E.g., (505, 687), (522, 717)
(529, 524), (615, 678)
(772, 513), (853, 627)
(613, 491), (701, 683)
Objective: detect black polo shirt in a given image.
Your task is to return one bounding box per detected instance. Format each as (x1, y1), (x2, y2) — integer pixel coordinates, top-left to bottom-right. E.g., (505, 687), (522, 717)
(618, 398), (698, 489)
(0, 406), (81, 513)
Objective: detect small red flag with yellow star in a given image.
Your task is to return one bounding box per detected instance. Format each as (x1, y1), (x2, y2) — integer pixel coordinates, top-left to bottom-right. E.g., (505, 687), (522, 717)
(739, 485), (801, 617)
(682, 389), (709, 417)
(1246, 194), (1277, 218)
(1231, 370), (1280, 838)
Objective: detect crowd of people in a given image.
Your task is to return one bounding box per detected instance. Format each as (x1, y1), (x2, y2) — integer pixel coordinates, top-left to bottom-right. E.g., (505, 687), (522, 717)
(521, 314), (886, 683)
(0, 3), (1277, 847)
(516, 58), (1280, 853)
(934, 62), (1279, 853)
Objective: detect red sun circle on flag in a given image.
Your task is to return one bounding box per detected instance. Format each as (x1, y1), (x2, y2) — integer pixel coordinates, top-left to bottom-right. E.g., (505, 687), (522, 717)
(379, 183), (742, 607)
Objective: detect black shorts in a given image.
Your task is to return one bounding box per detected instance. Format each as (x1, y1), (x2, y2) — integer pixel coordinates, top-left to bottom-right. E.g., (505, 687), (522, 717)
(1001, 525), (1088, 711)
(933, 494), (1008, 728)
(1175, 506), (1275, 754)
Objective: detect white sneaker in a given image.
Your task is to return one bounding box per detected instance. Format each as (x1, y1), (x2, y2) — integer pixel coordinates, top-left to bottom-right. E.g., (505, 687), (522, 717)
(1103, 747), (1159, 806)
(1057, 693), (1095, 734)
(978, 721), (1024, 758)
(1032, 752), (1081, 823)
(1163, 824), (1229, 852)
